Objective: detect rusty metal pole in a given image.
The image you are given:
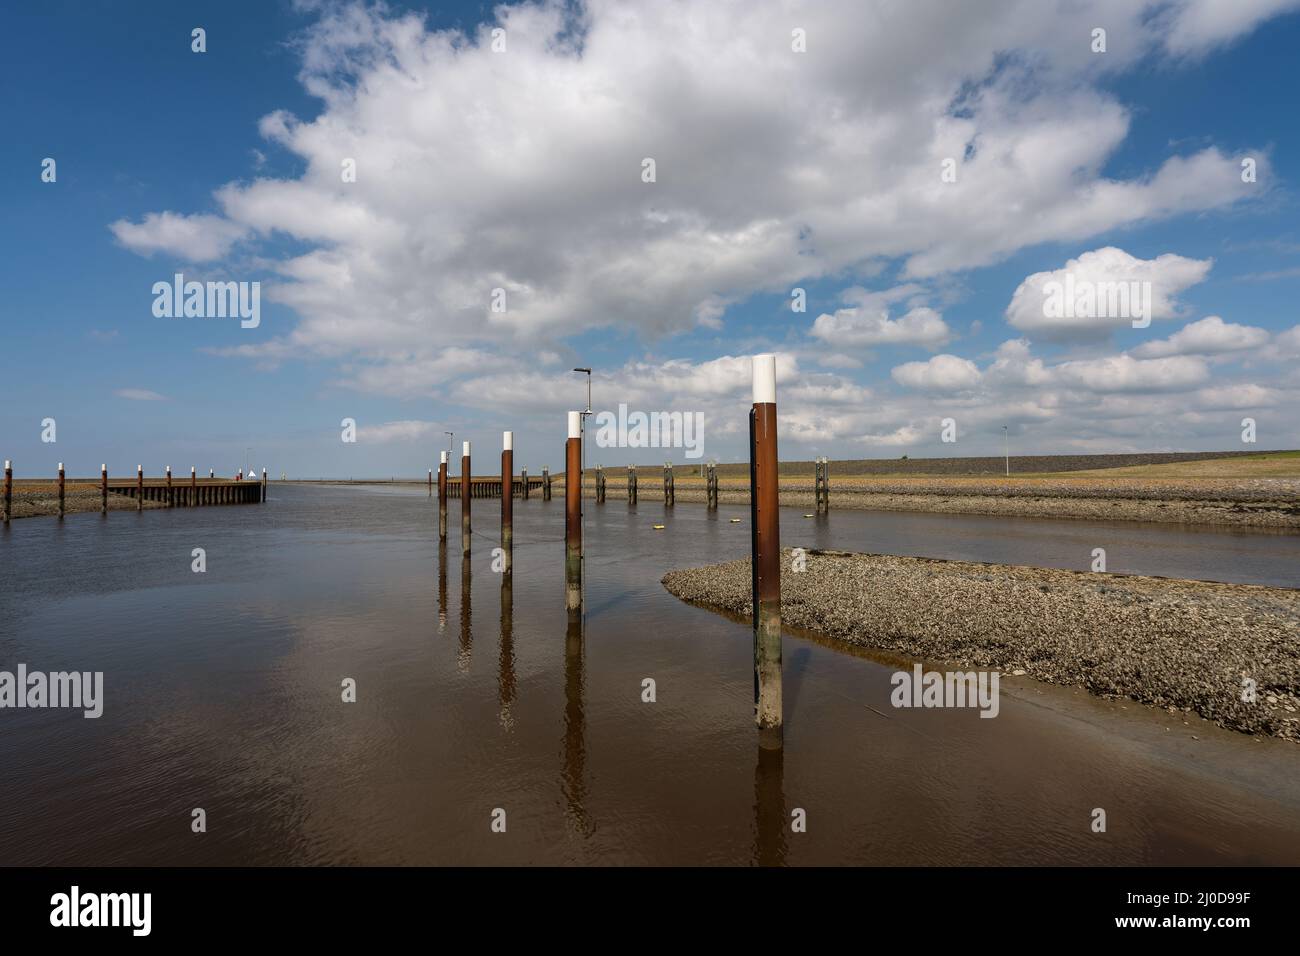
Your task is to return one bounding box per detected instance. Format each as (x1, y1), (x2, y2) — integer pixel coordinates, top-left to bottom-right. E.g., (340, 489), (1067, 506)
(428, 467), (433, 498)
(461, 441), (472, 555)
(438, 451), (448, 541)
(501, 430), (513, 574)
(166, 466), (173, 507)
(101, 464), (108, 515)
(57, 462), (65, 518)
(565, 412), (583, 612)
(751, 353), (782, 749)
(189, 466), (196, 507)
(2, 460), (10, 523)
(261, 467), (267, 503)
(136, 464), (143, 511)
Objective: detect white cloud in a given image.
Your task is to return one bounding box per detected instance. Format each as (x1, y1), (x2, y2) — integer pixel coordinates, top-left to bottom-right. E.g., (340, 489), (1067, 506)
(114, 388), (168, 401)
(111, 0), (1272, 371)
(359, 420), (441, 443)
(891, 354), (982, 391)
(811, 287), (952, 349)
(1053, 354), (1209, 392)
(1005, 247), (1213, 341)
(109, 212), (249, 262)
(1195, 384), (1283, 409)
(1132, 315), (1271, 357)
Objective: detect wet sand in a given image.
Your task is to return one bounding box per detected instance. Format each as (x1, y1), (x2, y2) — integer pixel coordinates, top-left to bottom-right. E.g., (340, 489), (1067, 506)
(663, 548), (1300, 740)
(2, 485), (165, 519)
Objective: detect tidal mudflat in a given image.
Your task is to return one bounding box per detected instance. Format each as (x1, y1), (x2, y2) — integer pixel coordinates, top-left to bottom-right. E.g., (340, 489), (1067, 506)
(3, 484), (1300, 865)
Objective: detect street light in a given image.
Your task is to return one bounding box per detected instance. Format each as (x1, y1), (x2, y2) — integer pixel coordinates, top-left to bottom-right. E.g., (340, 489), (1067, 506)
(573, 367), (592, 414)
(444, 431), (454, 453)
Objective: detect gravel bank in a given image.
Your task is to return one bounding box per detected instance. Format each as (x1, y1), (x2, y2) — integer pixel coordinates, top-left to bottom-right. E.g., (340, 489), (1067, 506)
(662, 549), (1300, 740)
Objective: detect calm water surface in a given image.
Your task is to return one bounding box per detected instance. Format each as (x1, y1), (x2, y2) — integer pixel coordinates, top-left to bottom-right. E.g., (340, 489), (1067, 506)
(1, 484), (1298, 865)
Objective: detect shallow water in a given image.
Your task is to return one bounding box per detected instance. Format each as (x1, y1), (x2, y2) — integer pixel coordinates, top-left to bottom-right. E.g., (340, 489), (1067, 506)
(1, 484), (1298, 865)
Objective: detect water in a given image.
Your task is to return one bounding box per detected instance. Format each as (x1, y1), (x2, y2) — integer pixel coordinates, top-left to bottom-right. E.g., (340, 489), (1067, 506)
(1, 484), (1298, 865)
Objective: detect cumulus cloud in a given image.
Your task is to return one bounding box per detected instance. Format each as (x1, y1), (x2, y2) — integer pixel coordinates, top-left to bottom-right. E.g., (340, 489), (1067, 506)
(114, 388), (168, 401)
(811, 284), (952, 348)
(1005, 247), (1213, 341)
(891, 354), (982, 391)
(111, 0), (1270, 372)
(359, 420), (441, 443)
(110, 212), (249, 262)
(1053, 354), (1209, 392)
(1132, 315), (1271, 357)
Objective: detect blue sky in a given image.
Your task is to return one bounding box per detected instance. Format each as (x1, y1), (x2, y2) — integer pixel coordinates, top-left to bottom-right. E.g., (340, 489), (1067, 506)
(2, 0), (1299, 478)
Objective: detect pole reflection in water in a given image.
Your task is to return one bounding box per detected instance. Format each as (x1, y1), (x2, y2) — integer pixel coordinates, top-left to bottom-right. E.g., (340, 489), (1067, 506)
(458, 554), (472, 673)
(437, 541), (448, 634)
(752, 742), (787, 866)
(562, 610), (591, 837)
(498, 574), (516, 730)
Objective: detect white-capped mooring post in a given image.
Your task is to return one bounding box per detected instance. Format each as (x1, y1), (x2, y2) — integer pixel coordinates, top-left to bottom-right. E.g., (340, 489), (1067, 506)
(565, 411), (583, 612)
(261, 467), (268, 503)
(438, 450), (448, 541)
(461, 441), (472, 555)
(101, 464), (109, 515)
(136, 464), (143, 511)
(3, 460), (11, 523)
(501, 430), (513, 574)
(751, 354), (782, 748)
(57, 462), (65, 518)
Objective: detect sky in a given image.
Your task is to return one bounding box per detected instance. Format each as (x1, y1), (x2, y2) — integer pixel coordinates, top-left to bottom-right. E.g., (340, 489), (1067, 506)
(2, 0), (1299, 478)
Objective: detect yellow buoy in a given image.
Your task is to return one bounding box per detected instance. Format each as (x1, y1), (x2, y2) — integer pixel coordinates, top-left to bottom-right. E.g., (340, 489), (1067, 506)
(729, 517), (741, 523)
(653, 524), (665, 530)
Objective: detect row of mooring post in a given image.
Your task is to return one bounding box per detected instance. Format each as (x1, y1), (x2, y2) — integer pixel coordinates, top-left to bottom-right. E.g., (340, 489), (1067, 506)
(2, 461), (264, 521)
(814, 456), (830, 513)
(429, 353), (783, 747)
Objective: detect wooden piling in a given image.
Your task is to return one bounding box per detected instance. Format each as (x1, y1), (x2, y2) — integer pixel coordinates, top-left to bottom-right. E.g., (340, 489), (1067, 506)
(101, 464), (108, 514)
(627, 465), (637, 505)
(750, 353), (782, 748)
(428, 467), (433, 498)
(57, 462), (65, 518)
(596, 464), (605, 503)
(664, 461), (674, 506)
(520, 467), (529, 501)
(706, 461), (718, 510)
(565, 412), (582, 611)
(4, 460), (12, 523)
(461, 441), (472, 555)
(501, 431), (513, 574)
(815, 457), (830, 514)
(261, 467), (267, 503)
(136, 465), (143, 511)
(166, 466), (173, 508)
(438, 451), (448, 541)
(543, 466), (552, 501)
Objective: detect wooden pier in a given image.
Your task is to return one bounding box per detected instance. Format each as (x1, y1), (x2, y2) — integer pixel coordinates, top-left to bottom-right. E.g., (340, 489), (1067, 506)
(107, 478), (263, 506)
(445, 476), (544, 499)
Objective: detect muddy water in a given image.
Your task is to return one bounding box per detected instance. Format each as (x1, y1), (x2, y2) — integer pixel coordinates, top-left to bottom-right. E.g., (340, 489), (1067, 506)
(1, 484), (1298, 865)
